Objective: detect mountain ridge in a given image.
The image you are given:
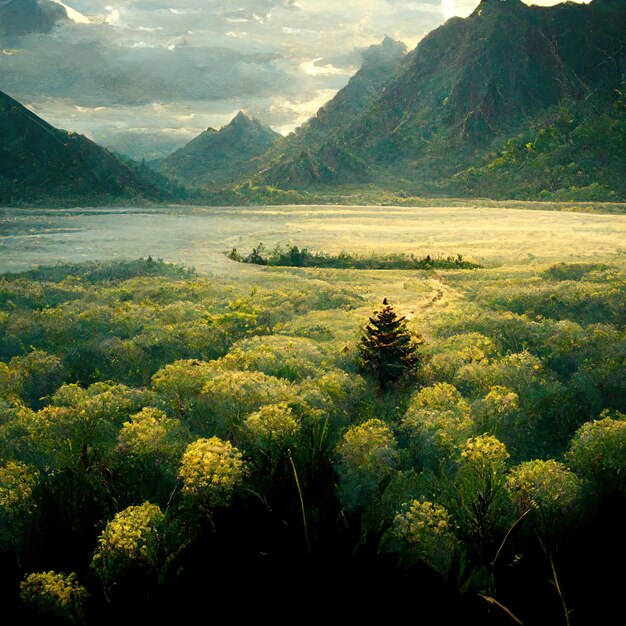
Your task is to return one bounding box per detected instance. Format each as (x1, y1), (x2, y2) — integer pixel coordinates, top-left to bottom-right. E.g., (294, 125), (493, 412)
(0, 90), (179, 205)
(252, 0), (625, 199)
(156, 111), (280, 187)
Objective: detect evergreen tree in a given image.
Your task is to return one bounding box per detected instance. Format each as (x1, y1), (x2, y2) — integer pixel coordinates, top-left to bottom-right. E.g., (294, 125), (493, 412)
(359, 299), (423, 390)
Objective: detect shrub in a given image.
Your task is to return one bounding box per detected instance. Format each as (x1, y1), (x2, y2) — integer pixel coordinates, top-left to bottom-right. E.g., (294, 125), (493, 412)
(403, 383), (472, 467)
(336, 419), (399, 511)
(387, 499), (460, 579)
(244, 403), (301, 453)
(506, 460), (582, 528)
(566, 411), (626, 493)
(178, 437), (246, 507)
(91, 502), (164, 591)
(20, 571), (88, 624)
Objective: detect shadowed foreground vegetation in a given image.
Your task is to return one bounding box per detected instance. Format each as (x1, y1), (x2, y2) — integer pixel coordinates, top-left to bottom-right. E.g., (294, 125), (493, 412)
(0, 257), (624, 624)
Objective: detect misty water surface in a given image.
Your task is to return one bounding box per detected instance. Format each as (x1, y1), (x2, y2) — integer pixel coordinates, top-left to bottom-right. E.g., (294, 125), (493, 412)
(2, 205), (626, 274)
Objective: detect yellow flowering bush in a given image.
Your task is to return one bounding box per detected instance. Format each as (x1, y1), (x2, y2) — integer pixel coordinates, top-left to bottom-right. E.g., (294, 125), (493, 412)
(403, 383), (472, 465)
(199, 370), (298, 436)
(151, 359), (223, 418)
(426, 333), (498, 382)
(118, 407), (184, 463)
(0, 460), (38, 518)
(336, 419), (399, 511)
(299, 370), (368, 425)
(566, 411), (626, 493)
(452, 435), (510, 542)
(219, 335), (327, 382)
(390, 499), (460, 578)
(91, 502), (163, 590)
(474, 386), (520, 437)
(337, 419), (398, 474)
(20, 571), (88, 624)
(179, 437), (246, 506)
(506, 460), (582, 518)
(460, 434), (510, 477)
(244, 403), (301, 451)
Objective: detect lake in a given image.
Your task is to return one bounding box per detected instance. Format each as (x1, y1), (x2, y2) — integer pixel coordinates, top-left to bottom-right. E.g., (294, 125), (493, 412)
(2, 204), (626, 275)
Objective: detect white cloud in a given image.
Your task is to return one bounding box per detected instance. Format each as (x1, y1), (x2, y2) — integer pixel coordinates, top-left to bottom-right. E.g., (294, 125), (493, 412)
(300, 58), (354, 77)
(270, 88), (339, 134)
(51, 1), (98, 24)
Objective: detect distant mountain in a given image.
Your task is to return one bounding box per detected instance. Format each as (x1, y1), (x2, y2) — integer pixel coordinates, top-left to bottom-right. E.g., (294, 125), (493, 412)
(102, 131), (191, 163)
(0, 90), (179, 205)
(157, 112), (280, 186)
(256, 0), (626, 200)
(0, 0), (67, 36)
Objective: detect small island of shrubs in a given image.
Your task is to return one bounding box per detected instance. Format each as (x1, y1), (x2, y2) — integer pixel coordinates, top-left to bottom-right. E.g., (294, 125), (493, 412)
(227, 244), (482, 270)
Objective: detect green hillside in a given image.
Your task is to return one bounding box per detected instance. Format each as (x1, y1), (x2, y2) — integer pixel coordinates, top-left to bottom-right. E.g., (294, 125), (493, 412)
(253, 0), (626, 201)
(157, 111), (280, 186)
(0, 90), (180, 205)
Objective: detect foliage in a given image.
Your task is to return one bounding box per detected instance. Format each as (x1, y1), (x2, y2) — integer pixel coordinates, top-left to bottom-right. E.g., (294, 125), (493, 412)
(542, 262), (611, 282)
(506, 460), (582, 527)
(244, 403), (301, 454)
(228, 244), (481, 270)
(566, 411), (626, 494)
(335, 419), (399, 511)
(8, 350), (66, 409)
(0, 253), (624, 622)
(472, 386), (520, 439)
(402, 383), (472, 466)
(0, 460), (39, 548)
(2, 258), (196, 285)
(359, 300), (423, 390)
(451, 435), (510, 554)
(178, 438), (246, 507)
(118, 407), (185, 464)
(387, 499), (460, 579)
(20, 571), (88, 624)
(91, 502), (164, 591)
(219, 335), (327, 382)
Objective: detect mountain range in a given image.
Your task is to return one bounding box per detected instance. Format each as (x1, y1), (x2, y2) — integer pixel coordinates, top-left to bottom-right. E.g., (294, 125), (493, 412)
(252, 0), (625, 200)
(1, 0), (624, 205)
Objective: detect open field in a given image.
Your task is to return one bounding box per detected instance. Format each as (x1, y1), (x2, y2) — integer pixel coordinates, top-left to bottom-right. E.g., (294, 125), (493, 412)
(2, 204), (625, 339)
(1, 204), (624, 623)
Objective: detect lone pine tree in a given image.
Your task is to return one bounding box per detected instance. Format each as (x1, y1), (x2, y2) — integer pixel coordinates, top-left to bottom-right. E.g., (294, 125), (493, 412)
(359, 298), (422, 390)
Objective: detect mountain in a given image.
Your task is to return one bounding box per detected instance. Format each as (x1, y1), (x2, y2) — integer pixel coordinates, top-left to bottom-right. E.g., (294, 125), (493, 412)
(157, 112), (280, 186)
(0, 0), (67, 36)
(256, 0), (626, 200)
(257, 36), (408, 187)
(0, 90), (179, 205)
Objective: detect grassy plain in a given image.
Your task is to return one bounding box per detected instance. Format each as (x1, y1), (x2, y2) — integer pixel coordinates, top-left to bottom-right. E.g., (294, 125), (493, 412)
(3, 203), (625, 395)
(1, 203), (625, 623)
(3, 203), (625, 343)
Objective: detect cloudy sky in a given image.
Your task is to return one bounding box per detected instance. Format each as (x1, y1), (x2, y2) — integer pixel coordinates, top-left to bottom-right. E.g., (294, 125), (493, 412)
(0, 0), (589, 159)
